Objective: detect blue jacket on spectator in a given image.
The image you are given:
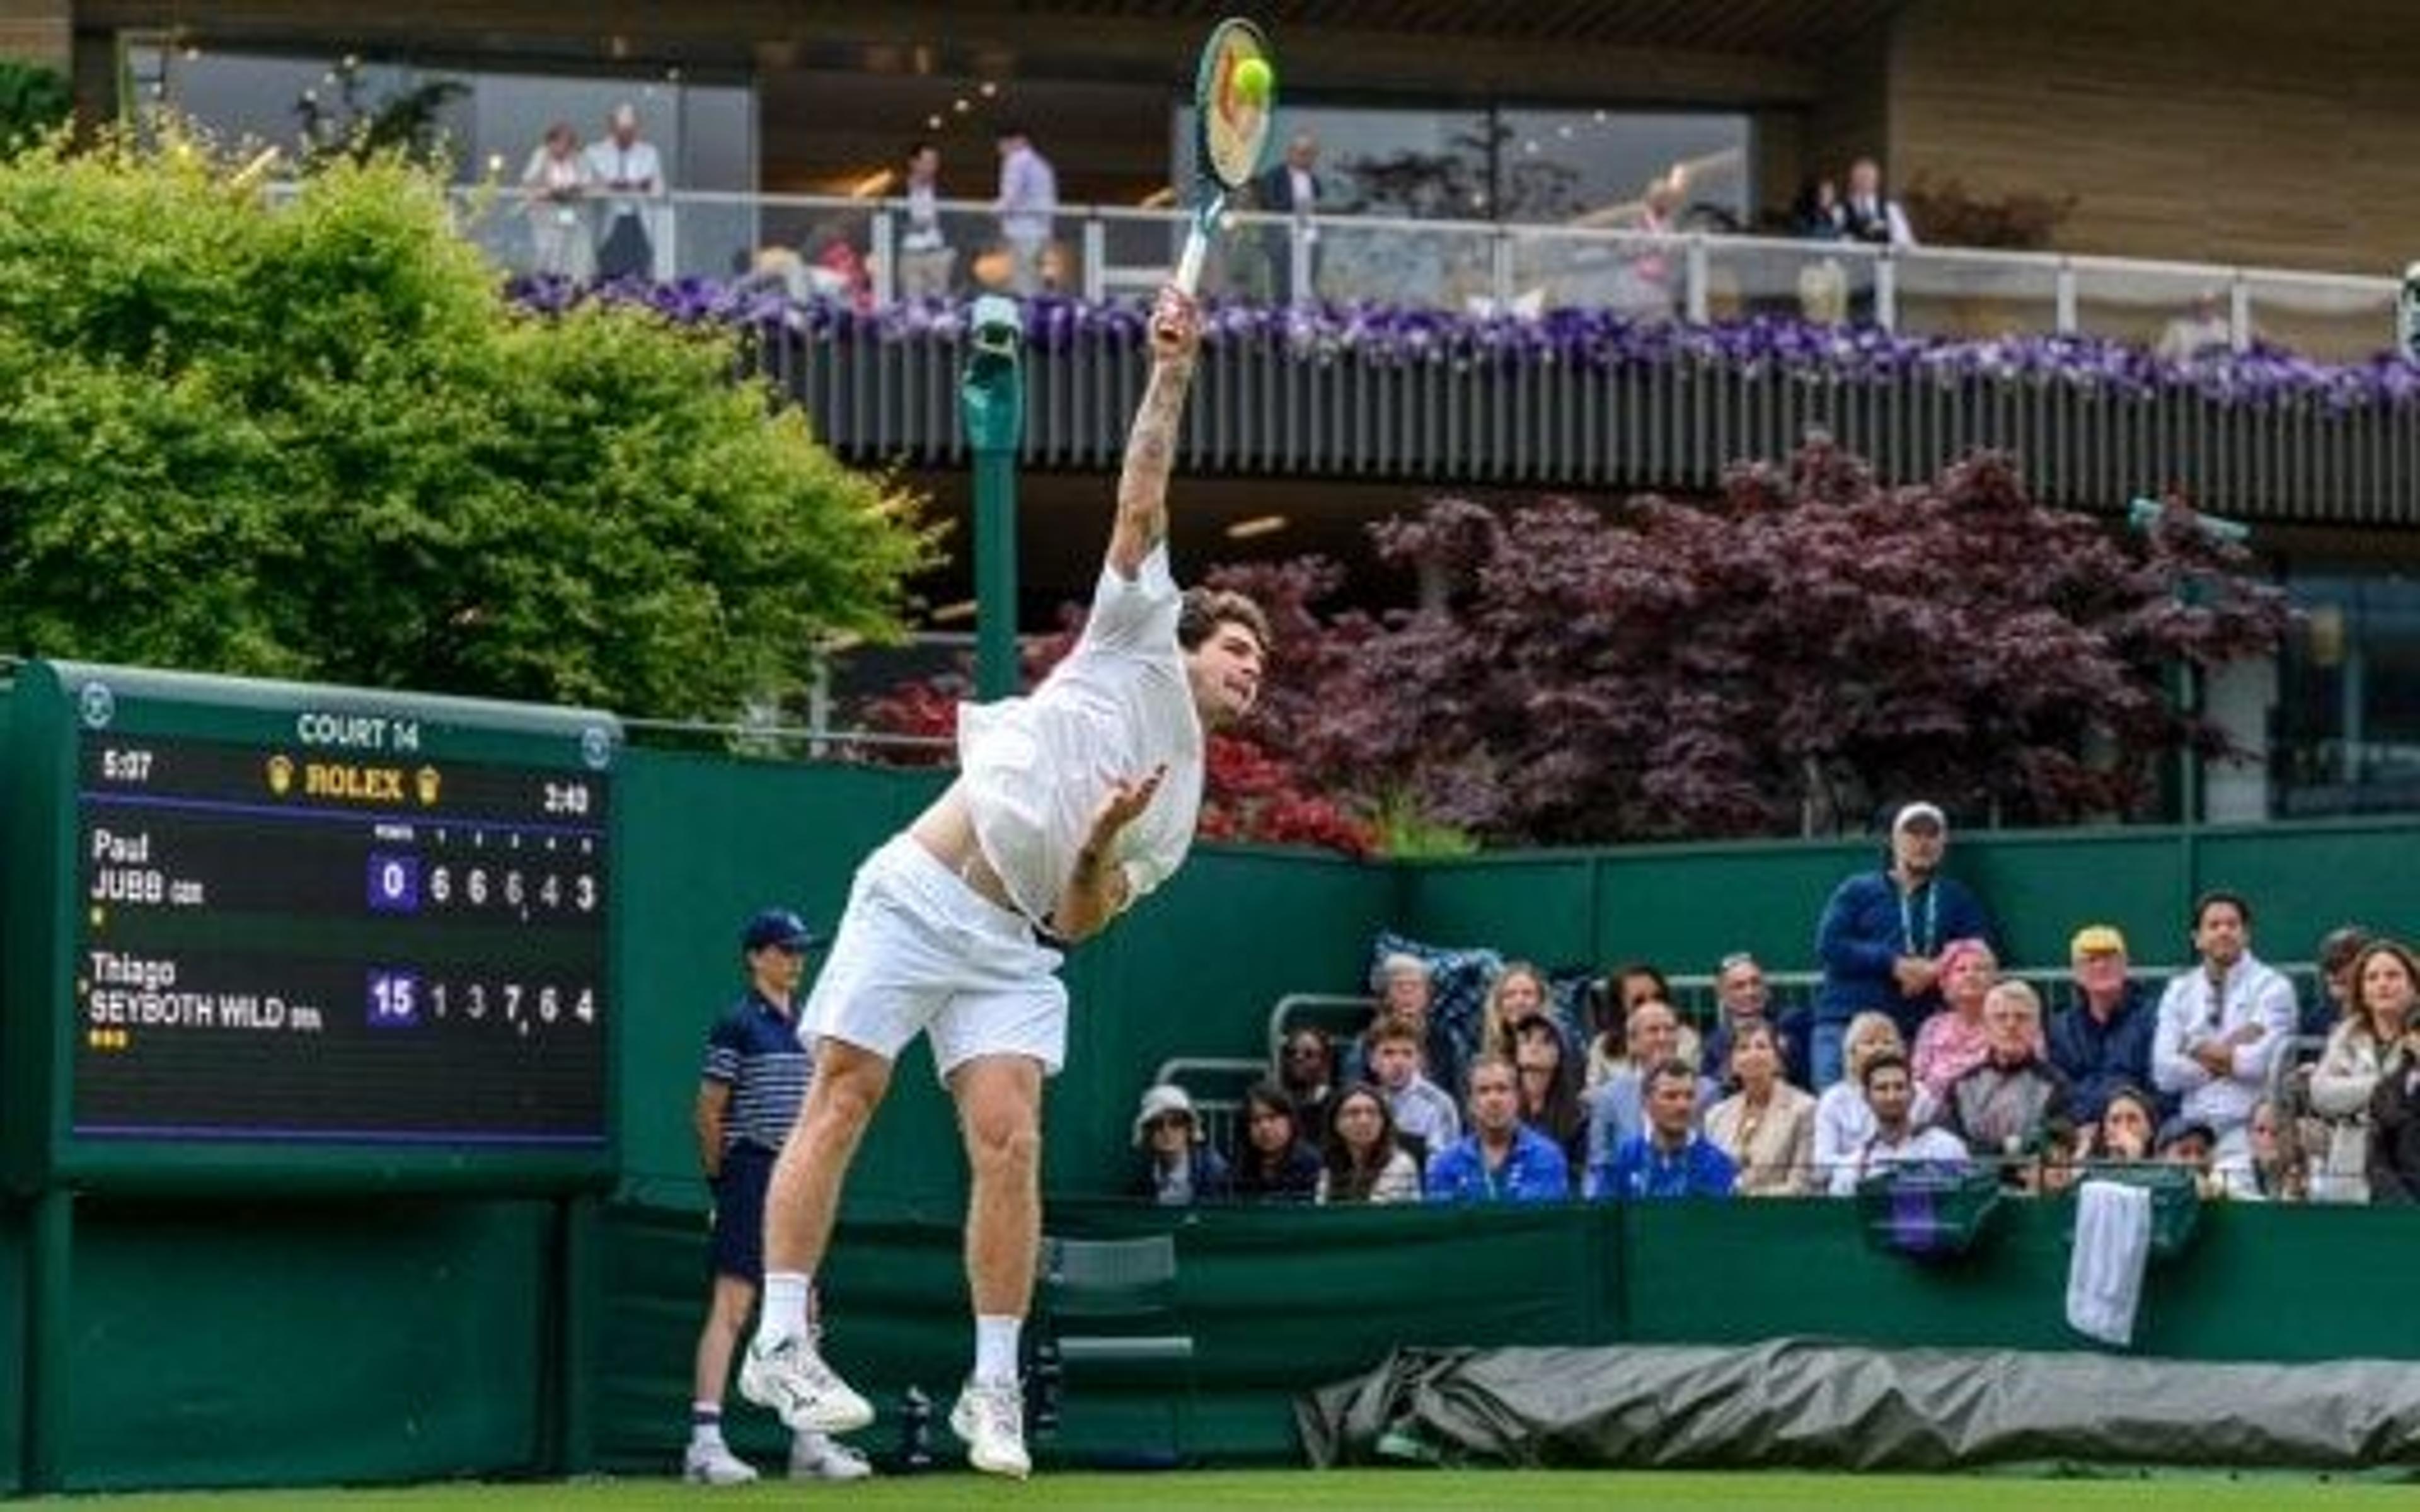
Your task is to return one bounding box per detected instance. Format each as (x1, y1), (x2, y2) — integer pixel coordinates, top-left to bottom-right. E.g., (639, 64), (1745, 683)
(1815, 870), (1993, 1038)
(1424, 1125), (1569, 1203)
(1582, 1068), (1720, 1183)
(1590, 1132), (1737, 1201)
(2045, 980), (2167, 1123)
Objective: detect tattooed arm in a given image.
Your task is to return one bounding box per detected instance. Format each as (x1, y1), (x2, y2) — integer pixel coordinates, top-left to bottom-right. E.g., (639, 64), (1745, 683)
(1106, 285), (1201, 580)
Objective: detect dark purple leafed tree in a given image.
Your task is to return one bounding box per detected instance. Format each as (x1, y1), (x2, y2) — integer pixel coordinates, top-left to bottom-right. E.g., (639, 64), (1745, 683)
(1260, 442), (2289, 845)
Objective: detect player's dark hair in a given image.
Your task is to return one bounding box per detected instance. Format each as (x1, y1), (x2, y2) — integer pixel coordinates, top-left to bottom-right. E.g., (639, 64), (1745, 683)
(1178, 587), (1271, 655)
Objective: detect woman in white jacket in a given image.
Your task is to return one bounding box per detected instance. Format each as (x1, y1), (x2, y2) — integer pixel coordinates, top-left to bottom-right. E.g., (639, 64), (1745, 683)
(2307, 939), (2420, 1202)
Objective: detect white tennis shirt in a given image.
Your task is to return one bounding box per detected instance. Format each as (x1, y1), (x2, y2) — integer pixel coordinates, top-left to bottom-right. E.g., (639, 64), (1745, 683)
(957, 544), (1204, 927)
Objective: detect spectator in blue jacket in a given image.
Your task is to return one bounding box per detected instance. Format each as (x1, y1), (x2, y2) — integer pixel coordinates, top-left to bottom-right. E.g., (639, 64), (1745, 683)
(1812, 801), (1993, 1088)
(1426, 1055), (1569, 1202)
(1591, 1059), (1737, 1200)
(2047, 924), (2166, 1125)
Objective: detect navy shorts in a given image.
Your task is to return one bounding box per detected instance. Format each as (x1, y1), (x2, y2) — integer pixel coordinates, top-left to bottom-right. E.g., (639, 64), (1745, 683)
(708, 1145), (776, 1283)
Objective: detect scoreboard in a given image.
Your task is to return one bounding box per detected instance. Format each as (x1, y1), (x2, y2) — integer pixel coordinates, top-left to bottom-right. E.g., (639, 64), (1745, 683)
(2, 660), (618, 1189)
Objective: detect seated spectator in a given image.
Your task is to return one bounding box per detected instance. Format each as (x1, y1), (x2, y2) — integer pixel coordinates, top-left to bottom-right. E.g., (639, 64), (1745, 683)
(1911, 938), (1999, 1103)
(1582, 997), (1719, 1181)
(1277, 1027), (1337, 1136)
(1230, 1082), (1321, 1203)
(1700, 951), (1805, 1089)
(1586, 963), (1697, 1087)
(1479, 961), (1562, 1060)
(1424, 1055), (1570, 1203)
(1811, 1011), (1932, 1189)
(2153, 290), (2233, 364)
(2152, 890), (2295, 1167)
(2085, 1084), (2160, 1165)
(2308, 938), (2415, 1203)
(1346, 951), (1467, 1099)
(1940, 981), (2075, 1188)
(1317, 1085), (1422, 1204)
(2369, 1011), (2420, 1203)
(1581, 980), (1627, 1092)
(2308, 924), (2373, 1039)
(1704, 1022), (1817, 1196)
(2240, 1096), (2307, 1203)
(1827, 1050), (1969, 1194)
(1127, 1085), (1231, 1206)
(1364, 1017), (1460, 1163)
(2158, 1114), (2225, 1201)
(1512, 1016), (1589, 1184)
(1590, 1059), (1737, 1201)
(2048, 924), (2164, 1126)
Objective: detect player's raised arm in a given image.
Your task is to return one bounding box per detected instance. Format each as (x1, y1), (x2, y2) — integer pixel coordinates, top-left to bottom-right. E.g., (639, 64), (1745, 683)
(1106, 285), (1201, 580)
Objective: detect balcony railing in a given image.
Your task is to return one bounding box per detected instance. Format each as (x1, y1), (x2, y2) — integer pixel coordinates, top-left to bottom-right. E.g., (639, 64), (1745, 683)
(452, 186), (2407, 365)
(444, 187), (2420, 522)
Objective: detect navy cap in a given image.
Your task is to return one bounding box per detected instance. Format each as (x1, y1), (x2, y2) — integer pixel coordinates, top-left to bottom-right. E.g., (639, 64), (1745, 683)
(741, 908), (822, 954)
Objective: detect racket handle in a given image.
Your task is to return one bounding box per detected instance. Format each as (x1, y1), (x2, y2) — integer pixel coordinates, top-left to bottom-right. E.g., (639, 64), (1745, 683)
(1174, 227), (1209, 297)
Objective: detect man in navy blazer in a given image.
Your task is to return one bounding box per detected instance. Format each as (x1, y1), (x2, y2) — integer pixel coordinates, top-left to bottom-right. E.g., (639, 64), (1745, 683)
(1812, 802), (1993, 1090)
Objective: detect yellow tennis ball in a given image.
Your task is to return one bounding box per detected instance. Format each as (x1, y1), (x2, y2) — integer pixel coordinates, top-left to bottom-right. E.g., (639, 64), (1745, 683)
(1233, 57), (1274, 106)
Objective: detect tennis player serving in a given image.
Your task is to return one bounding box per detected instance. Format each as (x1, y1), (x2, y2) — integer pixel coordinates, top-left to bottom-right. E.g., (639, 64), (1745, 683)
(739, 282), (1270, 1479)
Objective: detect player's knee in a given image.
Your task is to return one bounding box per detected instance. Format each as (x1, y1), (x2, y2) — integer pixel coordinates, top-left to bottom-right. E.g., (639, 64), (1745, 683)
(966, 1109), (1040, 1174)
(810, 1056), (889, 1130)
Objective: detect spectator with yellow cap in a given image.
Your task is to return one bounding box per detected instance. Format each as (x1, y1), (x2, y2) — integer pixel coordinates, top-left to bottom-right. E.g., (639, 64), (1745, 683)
(2047, 923), (2167, 1128)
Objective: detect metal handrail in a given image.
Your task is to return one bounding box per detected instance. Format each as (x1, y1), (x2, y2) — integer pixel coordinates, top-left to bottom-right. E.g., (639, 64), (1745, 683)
(400, 183), (2403, 358)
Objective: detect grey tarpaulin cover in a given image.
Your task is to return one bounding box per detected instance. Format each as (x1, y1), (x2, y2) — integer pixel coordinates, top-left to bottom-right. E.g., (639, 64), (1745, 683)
(1298, 1341), (2420, 1473)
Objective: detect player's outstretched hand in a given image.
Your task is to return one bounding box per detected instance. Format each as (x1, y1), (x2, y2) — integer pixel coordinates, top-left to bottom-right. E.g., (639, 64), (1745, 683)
(1149, 287), (1201, 367)
(1090, 764), (1168, 844)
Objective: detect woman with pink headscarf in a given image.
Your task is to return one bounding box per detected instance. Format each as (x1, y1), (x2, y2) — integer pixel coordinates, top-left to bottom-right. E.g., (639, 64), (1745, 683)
(1911, 939), (2001, 1103)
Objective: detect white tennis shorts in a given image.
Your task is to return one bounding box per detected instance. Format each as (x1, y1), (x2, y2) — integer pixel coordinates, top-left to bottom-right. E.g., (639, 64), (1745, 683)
(805, 834), (1069, 1079)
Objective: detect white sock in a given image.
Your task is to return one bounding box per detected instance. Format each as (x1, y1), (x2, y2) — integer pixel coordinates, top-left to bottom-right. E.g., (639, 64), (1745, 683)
(689, 1403), (725, 1447)
(759, 1271), (813, 1349)
(974, 1314), (1022, 1385)
(792, 1429), (832, 1457)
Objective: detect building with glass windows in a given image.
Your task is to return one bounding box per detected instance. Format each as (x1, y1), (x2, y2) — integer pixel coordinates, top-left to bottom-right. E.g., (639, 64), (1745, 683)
(24, 0), (2420, 818)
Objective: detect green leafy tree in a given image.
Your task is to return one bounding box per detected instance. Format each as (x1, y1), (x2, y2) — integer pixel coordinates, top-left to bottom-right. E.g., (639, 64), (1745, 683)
(0, 134), (935, 717)
(0, 59), (71, 156)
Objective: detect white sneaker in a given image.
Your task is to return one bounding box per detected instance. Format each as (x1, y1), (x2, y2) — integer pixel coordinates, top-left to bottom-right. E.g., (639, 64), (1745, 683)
(950, 1379), (1031, 1479)
(739, 1335), (876, 1434)
(681, 1440), (759, 1486)
(790, 1432), (875, 1482)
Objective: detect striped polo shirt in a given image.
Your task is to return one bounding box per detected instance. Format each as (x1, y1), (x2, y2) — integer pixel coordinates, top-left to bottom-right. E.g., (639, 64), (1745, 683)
(700, 992), (809, 1155)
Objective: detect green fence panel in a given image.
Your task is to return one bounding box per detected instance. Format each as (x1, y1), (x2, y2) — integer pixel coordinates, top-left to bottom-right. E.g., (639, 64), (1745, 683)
(0, 1199), (21, 1494)
(1588, 840), (1872, 975)
(1385, 855), (1596, 969)
(613, 750), (952, 1205)
(59, 1199), (551, 1491)
(1952, 827), (2186, 971)
(2191, 820), (2416, 959)
(1054, 849), (1394, 1193)
(595, 1196), (2420, 1473)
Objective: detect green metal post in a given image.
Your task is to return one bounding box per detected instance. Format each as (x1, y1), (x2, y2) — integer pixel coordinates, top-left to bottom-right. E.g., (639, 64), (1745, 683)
(26, 1188), (73, 1492)
(960, 295), (1027, 701)
(552, 1193), (599, 1474)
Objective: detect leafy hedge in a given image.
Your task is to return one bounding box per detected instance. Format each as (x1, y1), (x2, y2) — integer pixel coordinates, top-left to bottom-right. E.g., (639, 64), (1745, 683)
(0, 136), (935, 718)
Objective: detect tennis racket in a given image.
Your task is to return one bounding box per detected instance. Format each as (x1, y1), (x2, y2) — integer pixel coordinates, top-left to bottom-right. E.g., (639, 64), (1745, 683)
(1173, 17), (1277, 296)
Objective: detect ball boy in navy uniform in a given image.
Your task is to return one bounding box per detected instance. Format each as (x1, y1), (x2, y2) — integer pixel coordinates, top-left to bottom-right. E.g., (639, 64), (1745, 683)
(683, 908), (872, 1485)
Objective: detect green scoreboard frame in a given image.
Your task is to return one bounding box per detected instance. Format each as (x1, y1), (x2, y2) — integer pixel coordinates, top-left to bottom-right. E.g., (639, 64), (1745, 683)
(1, 660), (620, 1194)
